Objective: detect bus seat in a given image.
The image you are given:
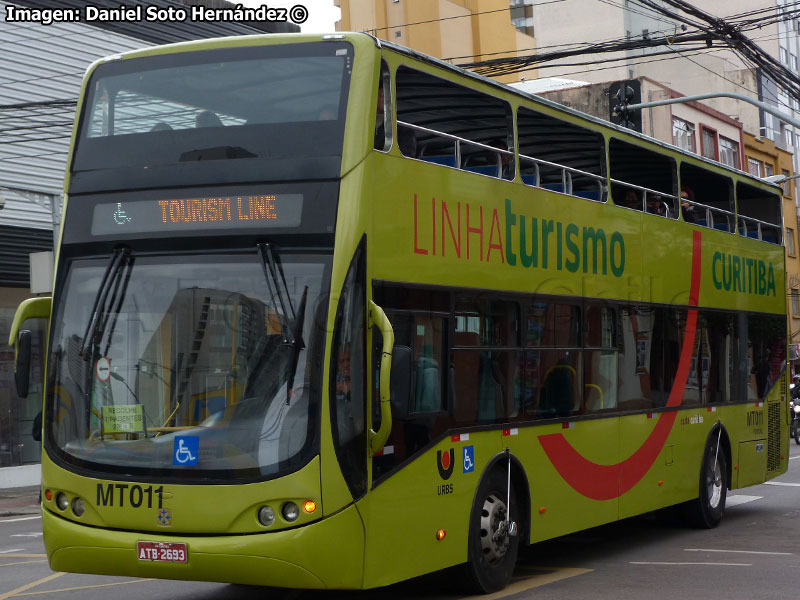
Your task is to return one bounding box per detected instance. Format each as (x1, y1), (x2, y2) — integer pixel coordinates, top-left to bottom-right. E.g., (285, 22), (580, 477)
(465, 165), (499, 177)
(420, 155), (457, 167)
(747, 230), (759, 239)
(574, 190), (600, 201)
(714, 222), (729, 232)
(695, 218), (707, 227)
(543, 183), (564, 193)
(477, 352), (503, 423)
(584, 383), (604, 411)
(762, 230), (778, 244)
(537, 362), (575, 418)
(414, 353), (441, 412)
(521, 175), (537, 186)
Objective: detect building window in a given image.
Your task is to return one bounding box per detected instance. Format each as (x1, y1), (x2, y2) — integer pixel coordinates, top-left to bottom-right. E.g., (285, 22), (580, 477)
(792, 289), (800, 316)
(792, 54), (798, 70)
(510, 0), (534, 36)
(781, 47), (789, 64)
(786, 128), (794, 148)
(672, 117), (695, 152)
(701, 127), (716, 160)
(783, 169), (792, 195)
(719, 136), (739, 169)
(787, 227), (796, 256)
(747, 157), (762, 177)
(765, 163), (774, 178)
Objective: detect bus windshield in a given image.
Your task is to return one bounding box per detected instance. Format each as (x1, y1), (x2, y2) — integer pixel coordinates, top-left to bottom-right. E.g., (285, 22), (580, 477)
(46, 250), (329, 482)
(72, 41), (352, 172)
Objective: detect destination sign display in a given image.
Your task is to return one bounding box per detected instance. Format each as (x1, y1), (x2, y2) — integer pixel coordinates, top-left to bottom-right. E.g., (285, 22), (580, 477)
(90, 194), (303, 236)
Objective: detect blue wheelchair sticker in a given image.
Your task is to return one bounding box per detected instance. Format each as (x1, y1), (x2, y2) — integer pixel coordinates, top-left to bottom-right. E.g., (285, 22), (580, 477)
(463, 445), (475, 473)
(173, 436), (199, 466)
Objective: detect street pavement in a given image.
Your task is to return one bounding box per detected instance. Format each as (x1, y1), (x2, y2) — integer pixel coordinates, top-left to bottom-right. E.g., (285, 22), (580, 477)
(0, 485), (40, 517)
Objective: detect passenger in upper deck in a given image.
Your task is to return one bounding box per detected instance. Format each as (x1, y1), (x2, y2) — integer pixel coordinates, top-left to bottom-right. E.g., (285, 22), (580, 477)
(487, 139), (514, 180)
(617, 187), (643, 211)
(681, 187), (698, 223)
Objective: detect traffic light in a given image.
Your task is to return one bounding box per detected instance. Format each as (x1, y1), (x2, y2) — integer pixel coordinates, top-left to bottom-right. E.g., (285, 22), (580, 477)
(609, 79), (642, 132)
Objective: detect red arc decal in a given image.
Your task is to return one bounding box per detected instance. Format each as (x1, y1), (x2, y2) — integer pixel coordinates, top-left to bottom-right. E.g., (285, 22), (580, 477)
(538, 230), (702, 500)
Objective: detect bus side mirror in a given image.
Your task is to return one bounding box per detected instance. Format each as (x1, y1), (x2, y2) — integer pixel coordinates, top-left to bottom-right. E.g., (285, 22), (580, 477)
(390, 345), (413, 420)
(15, 330), (32, 398)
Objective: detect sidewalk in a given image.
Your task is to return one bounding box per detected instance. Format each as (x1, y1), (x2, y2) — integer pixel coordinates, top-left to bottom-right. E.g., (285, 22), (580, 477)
(0, 486), (41, 517)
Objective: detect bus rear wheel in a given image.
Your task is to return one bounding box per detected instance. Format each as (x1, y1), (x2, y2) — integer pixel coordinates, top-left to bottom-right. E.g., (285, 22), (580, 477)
(683, 435), (727, 529)
(462, 468), (519, 594)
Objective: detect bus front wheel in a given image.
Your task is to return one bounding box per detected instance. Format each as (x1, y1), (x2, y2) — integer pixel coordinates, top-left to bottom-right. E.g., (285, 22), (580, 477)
(462, 468), (519, 593)
(683, 436), (727, 529)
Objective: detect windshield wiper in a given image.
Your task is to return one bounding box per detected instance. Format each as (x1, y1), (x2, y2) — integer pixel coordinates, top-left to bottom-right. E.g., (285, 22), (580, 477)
(79, 247), (132, 360)
(257, 243), (305, 403)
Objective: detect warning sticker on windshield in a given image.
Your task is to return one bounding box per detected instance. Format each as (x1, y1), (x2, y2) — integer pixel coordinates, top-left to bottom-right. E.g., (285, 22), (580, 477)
(102, 405), (144, 434)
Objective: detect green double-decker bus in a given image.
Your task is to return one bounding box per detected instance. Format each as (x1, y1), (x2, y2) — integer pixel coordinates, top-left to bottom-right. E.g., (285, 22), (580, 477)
(9, 33), (788, 593)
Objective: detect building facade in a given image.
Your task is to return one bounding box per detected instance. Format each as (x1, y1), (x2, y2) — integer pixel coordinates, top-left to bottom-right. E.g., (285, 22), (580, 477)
(334, 0), (538, 83)
(531, 77), (745, 170)
(744, 133), (800, 373)
(0, 0), (297, 487)
(530, 0), (800, 218)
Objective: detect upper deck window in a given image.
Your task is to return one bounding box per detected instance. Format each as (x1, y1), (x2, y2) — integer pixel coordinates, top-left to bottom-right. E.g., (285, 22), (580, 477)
(517, 106), (606, 201)
(73, 42), (352, 175)
(679, 163), (734, 231)
(737, 182), (783, 244)
(395, 67), (514, 180)
(609, 138), (678, 218)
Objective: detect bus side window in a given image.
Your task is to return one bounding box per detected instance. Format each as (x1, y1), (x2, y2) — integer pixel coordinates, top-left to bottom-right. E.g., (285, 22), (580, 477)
(609, 138), (678, 218)
(518, 105), (605, 199)
(617, 307), (653, 411)
(374, 62), (391, 152)
(453, 298), (520, 424)
(680, 163), (734, 230)
(330, 245), (367, 499)
(395, 66), (513, 178)
(584, 304), (617, 412)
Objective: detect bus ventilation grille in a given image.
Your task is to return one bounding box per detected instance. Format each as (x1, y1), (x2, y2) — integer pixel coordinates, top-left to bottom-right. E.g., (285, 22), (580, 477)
(767, 402), (781, 472)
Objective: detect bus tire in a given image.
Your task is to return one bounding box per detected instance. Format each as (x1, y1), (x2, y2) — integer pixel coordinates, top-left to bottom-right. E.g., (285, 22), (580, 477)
(683, 435), (727, 529)
(462, 468), (519, 594)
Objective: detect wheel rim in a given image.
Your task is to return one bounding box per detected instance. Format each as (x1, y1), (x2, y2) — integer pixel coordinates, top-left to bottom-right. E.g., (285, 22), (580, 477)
(479, 493), (510, 564)
(706, 455), (723, 509)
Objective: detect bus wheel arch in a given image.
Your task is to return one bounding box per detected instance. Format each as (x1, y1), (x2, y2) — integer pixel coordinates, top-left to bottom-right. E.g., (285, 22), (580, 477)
(462, 452), (530, 593)
(683, 423), (731, 529)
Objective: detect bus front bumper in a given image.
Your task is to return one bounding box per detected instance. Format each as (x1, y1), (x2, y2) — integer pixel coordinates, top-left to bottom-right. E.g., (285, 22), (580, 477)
(43, 504), (365, 589)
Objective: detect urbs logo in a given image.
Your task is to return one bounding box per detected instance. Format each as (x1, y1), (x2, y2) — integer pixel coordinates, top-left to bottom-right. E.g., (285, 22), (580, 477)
(437, 449), (454, 480)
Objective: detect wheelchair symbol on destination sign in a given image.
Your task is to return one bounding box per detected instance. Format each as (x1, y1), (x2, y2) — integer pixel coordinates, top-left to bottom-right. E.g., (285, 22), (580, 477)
(463, 445), (475, 473)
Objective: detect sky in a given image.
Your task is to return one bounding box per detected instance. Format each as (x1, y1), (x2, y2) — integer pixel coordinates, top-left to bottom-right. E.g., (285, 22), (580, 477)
(237, 0), (340, 33)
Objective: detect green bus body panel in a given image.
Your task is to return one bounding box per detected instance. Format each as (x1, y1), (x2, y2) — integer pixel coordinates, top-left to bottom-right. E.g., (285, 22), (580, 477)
(41, 452), (324, 534)
(737, 440), (768, 488)
(365, 153), (784, 314)
(43, 501), (365, 589)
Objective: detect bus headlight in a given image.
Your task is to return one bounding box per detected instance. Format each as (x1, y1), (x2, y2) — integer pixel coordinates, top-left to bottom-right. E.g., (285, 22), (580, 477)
(282, 502), (299, 522)
(56, 493), (69, 511)
(71, 497), (85, 517)
(258, 506), (275, 527)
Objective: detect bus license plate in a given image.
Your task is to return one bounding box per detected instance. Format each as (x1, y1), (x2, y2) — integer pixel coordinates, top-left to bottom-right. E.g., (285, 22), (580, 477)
(137, 541), (188, 563)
